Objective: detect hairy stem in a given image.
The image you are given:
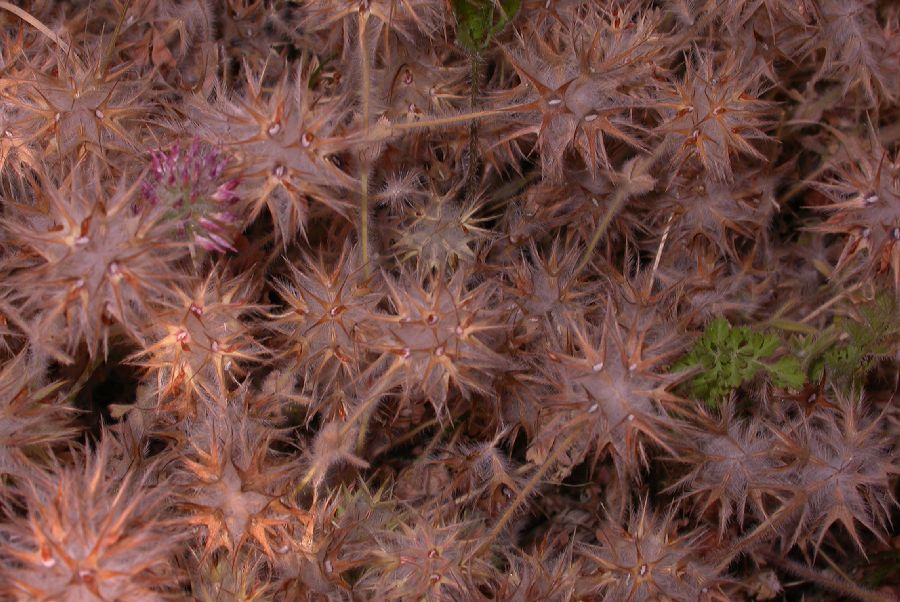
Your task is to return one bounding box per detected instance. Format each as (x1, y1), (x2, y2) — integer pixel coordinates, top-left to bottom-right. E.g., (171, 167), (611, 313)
(464, 426), (583, 562)
(348, 360), (401, 429)
(60, 354), (103, 406)
(764, 553), (896, 602)
(358, 10), (371, 277)
(712, 492), (808, 574)
(0, 1), (70, 54)
(294, 361), (402, 496)
(574, 181), (635, 277)
(390, 106), (520, 132)
(99, 0), (132, 74)
(370, 417), (441, 459)
(646, 212), (674, 297)
(574, 146), (666, 277)
(465, 52), (481, 198)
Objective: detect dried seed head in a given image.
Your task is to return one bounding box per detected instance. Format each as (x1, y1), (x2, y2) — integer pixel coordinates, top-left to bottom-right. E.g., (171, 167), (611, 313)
(0, 436), (182, 598)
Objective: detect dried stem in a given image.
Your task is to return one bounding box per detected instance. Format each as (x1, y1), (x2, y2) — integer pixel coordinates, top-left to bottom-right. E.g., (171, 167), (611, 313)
(390, 106), (519, 132)
(764, 553), (896, 602)
(646, 212), (674, 297)
(358, 9), (371, 277)
(465, 52), (481, 199)
(0, 1), (70, 54)
(712, 492), (808, 574)
(464, 425), (583, 563)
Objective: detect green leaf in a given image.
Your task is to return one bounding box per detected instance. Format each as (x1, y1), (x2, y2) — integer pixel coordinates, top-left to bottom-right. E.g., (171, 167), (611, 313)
(672, 318), (805, 407)
(823, 292), (900, 390)
(753, 333), (780, 359)
(452, 0), (521, 54)
(706, 317), (730, 346)
(767, 356), (805, 389)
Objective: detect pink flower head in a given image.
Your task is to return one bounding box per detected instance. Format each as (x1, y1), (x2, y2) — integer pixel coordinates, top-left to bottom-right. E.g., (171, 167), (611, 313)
(142, 139), (242, 253)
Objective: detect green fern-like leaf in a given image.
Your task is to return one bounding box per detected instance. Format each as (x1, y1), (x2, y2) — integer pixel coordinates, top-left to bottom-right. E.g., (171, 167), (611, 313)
(823, 293), (900, 389)
(673, 318), (804, 406)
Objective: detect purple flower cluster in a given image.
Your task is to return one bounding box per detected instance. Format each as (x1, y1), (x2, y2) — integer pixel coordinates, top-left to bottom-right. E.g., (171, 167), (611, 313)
(143, 139), (242, 253)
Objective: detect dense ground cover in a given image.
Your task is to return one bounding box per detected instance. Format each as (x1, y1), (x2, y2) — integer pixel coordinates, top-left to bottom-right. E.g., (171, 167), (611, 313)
(0, 1), (898, 600)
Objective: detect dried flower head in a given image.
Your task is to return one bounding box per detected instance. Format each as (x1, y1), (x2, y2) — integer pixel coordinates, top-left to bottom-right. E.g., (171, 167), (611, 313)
(1, 163), (182, 360)
(657, 49), (772, 182)
(269, 243), (382, 397)
(378, 269), (510, 414)
(666, 401), (786, 538)
(577, 500), (726, 601)
(657, 166), (777, 260)
(391, 187), (492, 273)
(436, 430), (524, 515)
(2, 38), (154, 162)
(800, 0), (900, 103)
(275, 482), (393, 600)
(0, 352), (77, 483)
(299, 0), (446, 43)
(813, 126), (900, 290)
(495, 539), (580, 602)
(0, 435), (183, 601)
(489, 3), (666, 175)
(129, 268), (266, 418)
(0, 98), (38, 179)
(378, 48), (467, 119)
(170, 391), (305, 561)
(505, 235), (602, 343)
(776, 391), (899, 556)
(216, 0), (284, 77)
(188, 550), (274, 602)
(187, 60), (354, 245)
(357, 509), (491, 602)
(533, 305), (683, 480)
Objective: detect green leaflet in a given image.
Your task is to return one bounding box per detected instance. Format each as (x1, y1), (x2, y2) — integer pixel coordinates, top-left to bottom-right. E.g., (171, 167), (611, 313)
(821, 293), (900, 390)
(674, 292), (900, 406)
(783, 293), (900, 392)
(452, 0), (521, 54)
(673, 318), (804, 406)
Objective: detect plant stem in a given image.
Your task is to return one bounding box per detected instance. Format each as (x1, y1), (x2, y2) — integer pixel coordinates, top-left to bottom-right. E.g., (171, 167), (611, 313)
(0, 1), (70, 54)
(293, 361), (401, 497)
(353, 358), (406, 454)
(464, 426), (582, 563)
(61, 355), (101, 406)
(370, 417), (441, 459)
(645, 212), (674, 297)
(574, 183), (630, 277)
(712, 492), (807, 574)
(764, 553), (896, 602)
(801, 282), (864, 323)
(360, 169), (370, 276)
(466, 52), (481, 198)
(390, 106), (518, 132)
(484, 171), (541, 210)
(574, 146), (665, 278)
(358, 10), (371, 277)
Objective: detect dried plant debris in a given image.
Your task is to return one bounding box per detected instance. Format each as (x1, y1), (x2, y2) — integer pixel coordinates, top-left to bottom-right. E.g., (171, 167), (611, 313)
(0, 0), (898, 600)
